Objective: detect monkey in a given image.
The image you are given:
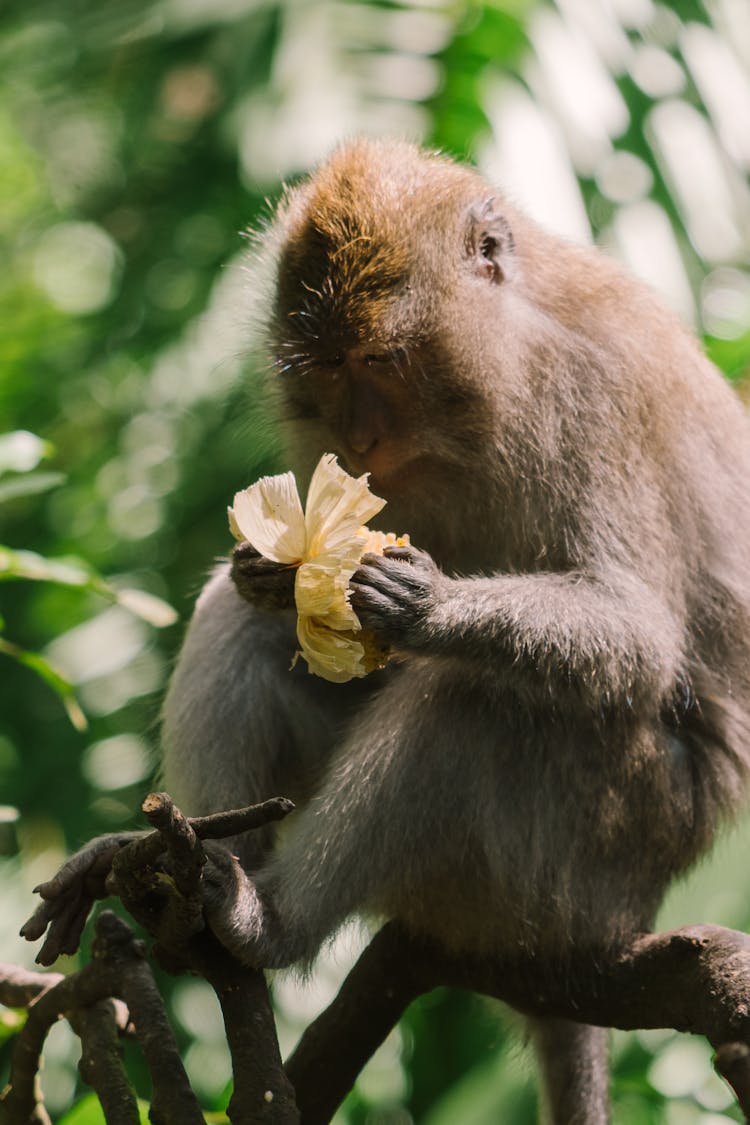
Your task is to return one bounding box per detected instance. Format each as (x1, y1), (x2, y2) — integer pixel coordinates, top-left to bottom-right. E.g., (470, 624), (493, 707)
(23, 138), (750, 1123)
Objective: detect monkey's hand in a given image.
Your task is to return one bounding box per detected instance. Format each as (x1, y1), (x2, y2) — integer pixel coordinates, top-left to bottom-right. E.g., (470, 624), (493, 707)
(350, 544), (444, 649)
(20, 832), (140, 965)
(231, 541), (297, 611)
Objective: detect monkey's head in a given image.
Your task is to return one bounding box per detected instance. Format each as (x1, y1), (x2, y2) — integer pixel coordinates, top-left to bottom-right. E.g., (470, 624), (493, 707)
(267, 139), (524, 511)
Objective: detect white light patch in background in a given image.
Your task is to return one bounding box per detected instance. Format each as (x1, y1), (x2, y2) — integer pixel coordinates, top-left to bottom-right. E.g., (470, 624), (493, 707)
(681, 21), (750, 169)
(42, 604), (165, 718)
(107, 483), (164, 541)
(32, 221), (122, 315)
(359, 52), (442, 103)
(164, 0), (255, 30)
(46, 109), (122, 209)
(648, 1036), (734, 1110)
(45, 606), (148, 685)
(238, 5), (359, 182)
(172, 979), (232, 1100)
(608, 0), (655, 32)
(609, 200), (696, 325)
(80, 649), (165, 717)
(648, 99), (750, 263)
(237, 3), (428, 186)
(701, 268), (750, 340)
(83, 734), (151, 792)
(596, 149), (653, 204)
(713, 0), (750, 71)
(642, 2), (682, 47)
(479, 79), (592, 244)
(528, 9), (629, 175)
(380, 7), (453, 55)
(554, 0), (633, 72)
(629, 44), (686, 97)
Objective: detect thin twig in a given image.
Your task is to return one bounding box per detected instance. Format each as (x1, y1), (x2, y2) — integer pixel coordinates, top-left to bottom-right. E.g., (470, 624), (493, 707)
(189, 798), (295, 840)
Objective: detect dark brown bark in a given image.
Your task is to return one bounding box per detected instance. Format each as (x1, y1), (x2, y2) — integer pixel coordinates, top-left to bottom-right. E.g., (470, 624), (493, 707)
(287, 922), (750, 1123)
(9, 797), (750, 1124)
(199, 948), (299, 1124)
(73, 1001), (140, 1125)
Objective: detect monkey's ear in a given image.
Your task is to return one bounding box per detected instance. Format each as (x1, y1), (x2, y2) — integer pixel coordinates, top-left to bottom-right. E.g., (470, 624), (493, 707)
(466, 198), (515, 284)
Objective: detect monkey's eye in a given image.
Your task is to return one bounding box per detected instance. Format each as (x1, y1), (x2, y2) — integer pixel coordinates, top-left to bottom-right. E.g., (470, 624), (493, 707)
(365, 347), (408, 368)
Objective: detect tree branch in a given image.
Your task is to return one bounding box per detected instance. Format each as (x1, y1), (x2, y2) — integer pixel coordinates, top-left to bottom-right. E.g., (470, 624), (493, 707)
(0, 912), (204, 1125)
(714, 1043), (750, 1118)
(198, 947), (299, 1124)
(11, 793), (750, 1124)
(287, 922), (750, 1123)
(72, 1000), (140, 1125)
(108, 793), (299, 1123)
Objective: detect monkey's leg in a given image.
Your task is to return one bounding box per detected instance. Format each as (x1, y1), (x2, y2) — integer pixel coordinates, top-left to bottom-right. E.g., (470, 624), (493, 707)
(161, 567), (381, 865)
(529, 1017), (609, 1125)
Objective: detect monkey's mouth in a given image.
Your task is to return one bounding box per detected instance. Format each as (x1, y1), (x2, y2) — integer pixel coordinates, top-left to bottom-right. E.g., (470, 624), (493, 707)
(347, 452), (430, 498)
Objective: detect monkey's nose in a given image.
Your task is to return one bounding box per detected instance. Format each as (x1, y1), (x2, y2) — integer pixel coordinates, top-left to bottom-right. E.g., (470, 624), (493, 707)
(348, 430), (379, 456)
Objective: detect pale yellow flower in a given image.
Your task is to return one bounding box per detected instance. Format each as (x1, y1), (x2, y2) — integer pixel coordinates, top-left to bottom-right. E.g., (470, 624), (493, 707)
(228, 454), (406, 682)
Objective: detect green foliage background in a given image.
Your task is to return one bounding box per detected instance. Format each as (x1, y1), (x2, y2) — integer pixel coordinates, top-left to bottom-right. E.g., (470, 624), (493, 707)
(2, 0), (750, 1121)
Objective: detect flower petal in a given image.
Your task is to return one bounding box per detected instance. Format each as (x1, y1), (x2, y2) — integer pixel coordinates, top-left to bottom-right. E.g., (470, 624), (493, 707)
(305, 454), (386, 559)
(297, 616), (368, 683)
(229, 472), (306, 563)
(295, 561), (359, 628)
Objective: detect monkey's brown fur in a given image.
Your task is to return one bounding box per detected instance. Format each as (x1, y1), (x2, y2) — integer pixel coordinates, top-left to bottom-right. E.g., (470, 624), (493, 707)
(166, 143), (750, 1121)
(27, 140), (750, 1122)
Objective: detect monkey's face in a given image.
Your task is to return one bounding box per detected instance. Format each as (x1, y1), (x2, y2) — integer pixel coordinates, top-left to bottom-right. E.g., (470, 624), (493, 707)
(267, 139), (519, 502)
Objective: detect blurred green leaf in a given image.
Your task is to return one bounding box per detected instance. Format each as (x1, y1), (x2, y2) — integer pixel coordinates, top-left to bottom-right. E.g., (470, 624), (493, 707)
(0, 547), (177, 627)
(0, 548), (92, 586)
(0, 635), (86, 730)
(0, 471), (65, 504)
(112, 587), (179, 628)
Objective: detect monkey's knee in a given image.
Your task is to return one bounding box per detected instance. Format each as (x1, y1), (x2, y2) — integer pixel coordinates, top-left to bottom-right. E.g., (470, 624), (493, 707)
(530, 1018), (610, 1125)
(160, 568), (376, 823)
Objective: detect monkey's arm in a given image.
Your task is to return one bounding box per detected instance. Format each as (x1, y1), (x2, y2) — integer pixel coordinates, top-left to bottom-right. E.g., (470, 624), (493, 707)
(352, 547), (683, 710)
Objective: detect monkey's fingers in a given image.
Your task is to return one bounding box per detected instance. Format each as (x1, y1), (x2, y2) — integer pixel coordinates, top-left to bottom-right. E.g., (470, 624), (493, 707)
(232, 540), (261, 561)
(350, 571), (407, 609)
(354, 555), (427, 601)
(32, 839), (125, 902)
(232, 542), (286, 575)
(382, 544), (420, 563)
(20, 835), (132, 963)
(21, 887), (96, 965)
(231, 543), (297, 610)
(350, 572), (413, 639)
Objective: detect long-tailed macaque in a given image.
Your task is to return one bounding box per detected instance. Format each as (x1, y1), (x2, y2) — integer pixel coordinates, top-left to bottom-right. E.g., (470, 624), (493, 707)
(24, 140), (750, 1121)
